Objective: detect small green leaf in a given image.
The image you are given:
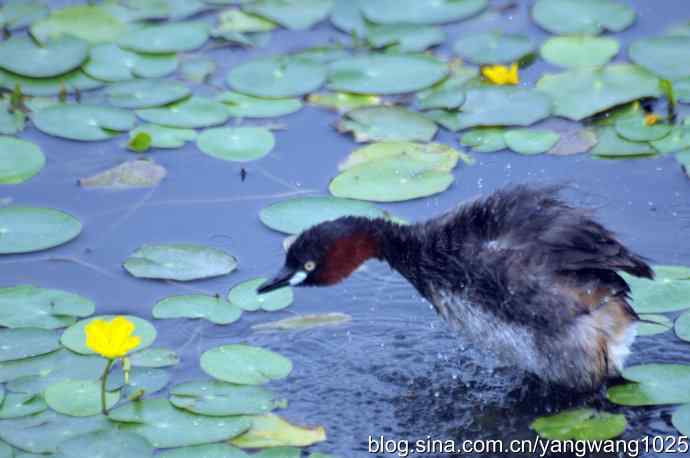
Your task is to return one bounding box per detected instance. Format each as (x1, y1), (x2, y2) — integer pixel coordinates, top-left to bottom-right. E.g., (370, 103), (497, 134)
(530, 408), (627, 440)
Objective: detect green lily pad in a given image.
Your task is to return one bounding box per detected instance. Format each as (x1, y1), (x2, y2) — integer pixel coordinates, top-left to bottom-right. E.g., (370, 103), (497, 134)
(423, 109), (462, 132)
(259, 196), (387, 234)
(504, 129), (560, 155)
(675, 310), (690, 342)
(0, 411), (110, 454)
(119, 22), (209, 53)
(614, 115), (672, 142)
(607, 363), (690, 406)
(0, 393), (47, 419)
(416, 67), (478, 110)
(623, 266), (690, 313)
(215, 9), (277, 34)
(124, 244), (238, 281)
(153, 294), (242, 325)
(45, 380), (120, 417)
(32, 104), (136, 141)
(328, 54), (448, 95)
(630, 36), (690, 80)
(128, 125), (197, 151)
(532, 0), (635, 35)
(228, 278), (294, 312)
(217, 92), (302, 118)
(460, 127), (507, 152)
(54, 430), (154, 458)
(0, 207), (82, 254)
(454, 32), (535, 65)
(108, 366), (170, 396)
(366, 23), (445, 53)
(79, 160), (167, 189)
(136, 97), (230, 128)
(0, 36), (88, 78)
(108, 399), (252, 448)
(85, 44), (178, 82)
(252, 312), (352, 332)
(61, 315), (157, 355)
(675, 77), (690, 103)
(170, 380), (283, 416)
(651, 125), (690, 154)
(0, 285), (94, 329)
(307, 92), (381, 112)
(0, 137), (45, 185)
(291, 46), (350, 64)
(230, 414), (326, 448)
(530, 408), (626, 440)
(359, 0), (487, 25)
(540, 36), (620, 68)
(0, 1), (48, 30)
(0, 100), (25, 135)
(227, 56), (326, 97)
(457, 87), (551, 129)
(338, 106), (437, 143)
(0, 328), (60, 362)
(158, 444), (250, 458)
(638, 314), (673, 336)
(340, 141), (463, 170)
(129, 348), (179, 368)
(0, 69), (103, 96)
(591, 127), (656, 158)
(672, 404), (690, 436)
(31, 5), (127, 44)
(106, 80), (191, 109)
(197, 127), (275, 162)
(243, 0), (334, 30)
(329, 0), (365, 35)
(201, 344), (292, 385)
(537, 64), (661, 121)
(181, 56), (216, 83)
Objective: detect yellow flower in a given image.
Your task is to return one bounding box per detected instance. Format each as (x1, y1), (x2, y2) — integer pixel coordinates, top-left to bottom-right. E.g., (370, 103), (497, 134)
(644, 113), (659, 126)
(85, 316), (141, 359)
(481, 63), (519, 85)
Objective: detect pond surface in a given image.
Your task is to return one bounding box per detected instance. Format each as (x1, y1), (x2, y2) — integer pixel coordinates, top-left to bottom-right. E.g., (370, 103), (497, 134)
(2, 0), (690, 457)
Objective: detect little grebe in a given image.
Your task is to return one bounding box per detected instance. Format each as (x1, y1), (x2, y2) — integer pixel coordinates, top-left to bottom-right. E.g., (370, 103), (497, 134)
(258, 186), (653, 391)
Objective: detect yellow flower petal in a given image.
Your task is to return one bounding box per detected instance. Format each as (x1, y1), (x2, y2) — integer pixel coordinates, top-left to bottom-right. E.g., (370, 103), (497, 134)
(644, 113), (658, 126)
(84, 316), (141, 359)
(481, 63), (519, 86)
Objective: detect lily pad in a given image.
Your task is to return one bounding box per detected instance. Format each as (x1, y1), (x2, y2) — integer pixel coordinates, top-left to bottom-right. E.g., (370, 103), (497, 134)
(45, 380), (120, 417)
(0, 69), (103, 96)
(460, 127), (507, 153)
(32, 104), (136, 141)
(201, 344), (292, 385)
(0, 393), (47, 419)
(259, 196), (387, 234)
(672, 404), (690, 436)
(0, 137), (45, 185)
(124, 244), (238, 281)
(454, 32), (535, 65)
(630, 36), (690, 80)
(591, 127), (657, 158)
(31, 5), (127, 44)
(79, 160), (167, 189)
(0, 328), (60, 362)
(54, 430), (154, 458)
(340, 141), (463, 171)
(108, 399), (252, 448)
(85, 44), (178, 82)
(0, 207), (82, 255)
(651, 125), (690, 154)
(181, 56), (216, 83)
(457, 87), (551, 129)
(328, 54), (448, 95)
(366, 23), (445, 53)
(217, 92), (302, 118)
(108, 366), (170, 396)
(530, 408), (626, 440)
(128, 125), (197, 151)
(119, 22), (210, 53)
(61, 315), (157, 355)
(614, 115), (672, 142)
(675, 310), (690, 343)
(359, 0), (487, 25)
(129, 348), (179, 368)
(228, 278), (294, 312)
(540, 36), (620, 68)
(0, 100), (25, 135)
(215, 9), (277, 34)
(0, 285), (94, 329)
(307, 92), (381, 112)
(338, 106), (437, 143)
(537, 64), (660, 121)
(608, 363), (690, 406)
(416, 67), (479, 110)
(153, 294), (242, 325)
(252, 312), (352, 331)
(106, 80), (190, 109)
(638, 314), (673, 336)
(423, 109), (463, 132)
(136, 97), (230, 128)
(230, 414), (326, 448)
(158, 444), (250, 458)
(504, 129), (560, 155)
(329, 0), (365, 35)
(170, 380), (283, 416)
(0, 1), (49, 30)
(227, 56), (326, 97)
(623, 266), (690, 313)
(243, 0), (334, 30)
(532, 0), (635, 35)
(197, 127), (275, 162)
(0, 36), (89, 78)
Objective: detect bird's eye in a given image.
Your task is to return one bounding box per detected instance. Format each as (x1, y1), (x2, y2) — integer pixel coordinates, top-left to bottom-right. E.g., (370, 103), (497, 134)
(304, 261), (316, 272)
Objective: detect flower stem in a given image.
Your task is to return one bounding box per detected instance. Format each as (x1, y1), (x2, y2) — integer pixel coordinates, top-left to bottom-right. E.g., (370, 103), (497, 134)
(101, 359), (115, 415)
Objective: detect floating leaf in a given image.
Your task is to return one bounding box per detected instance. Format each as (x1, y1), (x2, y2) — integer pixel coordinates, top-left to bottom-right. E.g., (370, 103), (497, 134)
(119, 22), (210, 53)
(537, 64), (660, 121)
(228, 278), (293, 312)
(79, 160), (167, 189)
(201, 344), (292, 385)
(108, 366), (170, 396)
(252, 312), (352, 331)
(614, 115), (672, 142)
(366, 23), (445, 53)
(339, 141), (461, 170)
(0, 393), (47, 419)
(128, 132), (153, 153)
(0, 100), (25, 135)
(638, 314), (673, 336)
(540, 36), (619, 68)
(243, 0), (334, 30)
(230, 414), (326, 448)
(0, 328), (60, 362)
(307, 92), (381, 112)
(0, 36), (89, 78)
(85, 44), (178, 82)
(329, 0), (365, 35)
(128, 125), (197, 150)
(129, 348), (179, 368)
(532, 0), (635, 35)
(124, 244), (238, 281)
(61, 315), (156, 355)
(630, 36), (690, 80)
(608, 364), (690, 406)
(108, 399), (252, 448)
(291, 46), (350, 64)
(590, 127), (656, 159)
(45, 380), (120, 417)
(181, 56), (216, 83)
(170, 380), (283, 416)
(153, 294), (242, 325)
(259, 196), (387, 234)
(651, 125), (690, 154)
(215, 9), (277, 34)
(328, 54), (448, 95)
(530, 408), (626, 440)
(218, 92), (302, 118)
(158, 443), (250, 458)
(227, 56), (326, 97)
(32, 104), (136, 141)
(672, 404), (690, 436)
(359, 0), (487, 25)
(504, 129), (560, 155)
(675, 77), (690, 103)
(545, 126), (596, 156)
(54, 430), (154, 458)
(197, 127), (275, 162)
(0, 136), (45, 185)
(119, 0), (207, 21)
(459, 127), (507, 153)
(454, 32), (535, 65)
(0, 285), (94, 330)
(31, 5), (127, 44)
(136, 97), (230, 128)
(623, 266), (690, 313)
(457, 87), (551, 129)
(106, 80), (190, 109)
(0, 207), (82, 255)
(423, 109), (462, 132)
(0, 69), (103, 96)
(338, 106), (437, 143)
(0, 1), (48, 30)
(675, 310), (690, 343)
(416, 67), (478, 110)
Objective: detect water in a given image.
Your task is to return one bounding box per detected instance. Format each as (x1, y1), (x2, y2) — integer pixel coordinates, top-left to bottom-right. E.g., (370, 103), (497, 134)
(3, 0), (690, 456)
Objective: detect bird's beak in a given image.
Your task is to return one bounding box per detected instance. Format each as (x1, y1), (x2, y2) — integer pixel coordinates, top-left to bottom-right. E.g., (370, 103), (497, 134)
(257, 267), (306, 294)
